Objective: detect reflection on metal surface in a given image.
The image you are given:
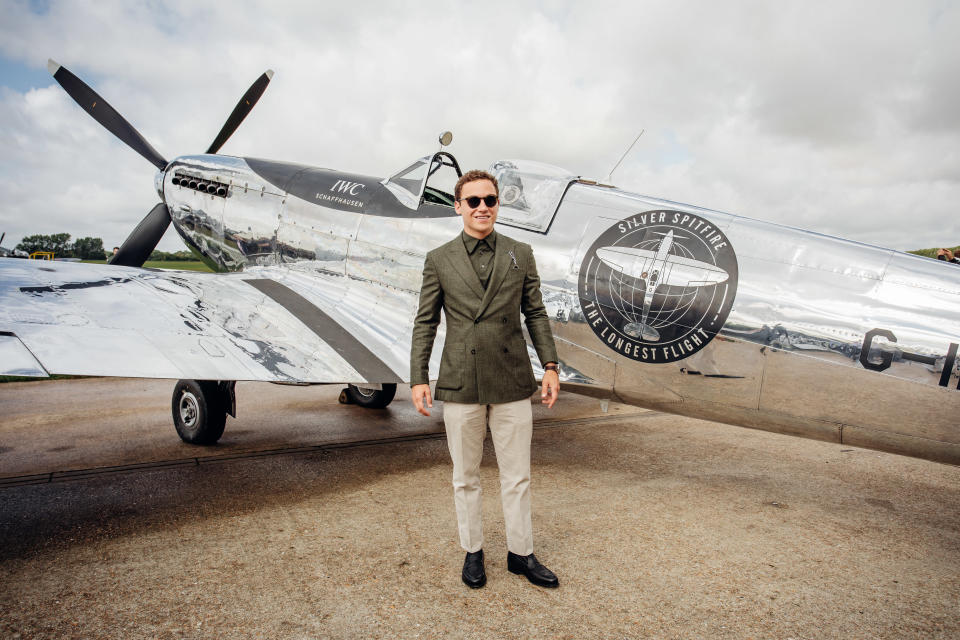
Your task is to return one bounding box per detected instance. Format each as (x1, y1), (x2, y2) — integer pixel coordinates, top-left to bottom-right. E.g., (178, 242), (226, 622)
(0, 260), (366, 383)
(0, 333), (47, 377)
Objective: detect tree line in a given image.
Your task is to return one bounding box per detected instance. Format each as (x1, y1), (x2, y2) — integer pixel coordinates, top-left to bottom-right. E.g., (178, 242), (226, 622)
(14, 233), (196, 261)
(15, 233), (106, 259)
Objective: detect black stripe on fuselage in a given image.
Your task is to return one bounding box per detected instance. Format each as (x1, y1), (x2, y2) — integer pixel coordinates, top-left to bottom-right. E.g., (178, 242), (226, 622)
(245, 278), (402, 383)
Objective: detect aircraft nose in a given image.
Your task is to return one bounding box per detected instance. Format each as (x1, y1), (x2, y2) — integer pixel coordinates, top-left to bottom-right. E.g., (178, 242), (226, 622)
(154, 168), (166, 200)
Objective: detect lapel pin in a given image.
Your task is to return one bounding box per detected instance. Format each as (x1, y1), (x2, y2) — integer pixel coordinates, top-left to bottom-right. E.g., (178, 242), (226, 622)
(509, 250), (519, 270)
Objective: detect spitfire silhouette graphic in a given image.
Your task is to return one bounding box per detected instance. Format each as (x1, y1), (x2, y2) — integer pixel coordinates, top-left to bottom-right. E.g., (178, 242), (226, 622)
(578, 210), (738, 363)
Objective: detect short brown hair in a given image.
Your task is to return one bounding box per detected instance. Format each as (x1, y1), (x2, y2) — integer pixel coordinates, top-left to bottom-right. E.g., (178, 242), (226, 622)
(455, 170), (499, 201)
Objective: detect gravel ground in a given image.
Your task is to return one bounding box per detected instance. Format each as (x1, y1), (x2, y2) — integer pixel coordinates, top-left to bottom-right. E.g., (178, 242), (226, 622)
(1, 379), (958, 638)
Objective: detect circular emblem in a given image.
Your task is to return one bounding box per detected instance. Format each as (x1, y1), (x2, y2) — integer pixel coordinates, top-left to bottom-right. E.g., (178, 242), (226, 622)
(578, 210), (738, 363)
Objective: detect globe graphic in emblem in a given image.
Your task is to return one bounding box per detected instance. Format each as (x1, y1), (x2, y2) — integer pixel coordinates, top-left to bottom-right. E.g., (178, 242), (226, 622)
(578, 210), (739, 363)
(606, 237), (701, 340)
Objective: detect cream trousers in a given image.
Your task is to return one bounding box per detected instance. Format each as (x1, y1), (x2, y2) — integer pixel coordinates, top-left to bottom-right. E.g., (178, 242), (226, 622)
(442, 398), (534, 556)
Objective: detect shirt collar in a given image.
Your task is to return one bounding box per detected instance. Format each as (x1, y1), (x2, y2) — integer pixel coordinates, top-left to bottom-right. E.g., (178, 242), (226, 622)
(461, 229), (497, 254)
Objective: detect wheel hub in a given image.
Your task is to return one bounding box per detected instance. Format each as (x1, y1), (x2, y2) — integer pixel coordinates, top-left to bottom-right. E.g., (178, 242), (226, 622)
(179, 391), (199, 428)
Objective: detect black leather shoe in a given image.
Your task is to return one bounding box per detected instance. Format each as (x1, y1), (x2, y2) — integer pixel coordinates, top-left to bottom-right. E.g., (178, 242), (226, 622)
(462, 550), (486, 588)
(507, 551), (559, 588)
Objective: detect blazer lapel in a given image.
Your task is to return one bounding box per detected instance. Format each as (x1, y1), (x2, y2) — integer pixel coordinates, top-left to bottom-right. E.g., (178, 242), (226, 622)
(443, 238), (485, 301)
(474, 236), (512, 321)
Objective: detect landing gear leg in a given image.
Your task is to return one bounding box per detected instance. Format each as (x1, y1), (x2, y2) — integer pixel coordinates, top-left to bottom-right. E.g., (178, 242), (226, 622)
(172, 380), (236, 445)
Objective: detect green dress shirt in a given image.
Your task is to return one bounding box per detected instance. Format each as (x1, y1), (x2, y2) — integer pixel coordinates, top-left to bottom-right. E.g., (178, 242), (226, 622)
(462, 230), (497, 290)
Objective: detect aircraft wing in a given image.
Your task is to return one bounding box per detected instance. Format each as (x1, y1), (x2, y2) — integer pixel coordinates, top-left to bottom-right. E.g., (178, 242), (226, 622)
(0, 258), (413, 383)
(660, 254), (729, 287)
(594, 246), (729, 288)
(595, 246), (657, 278)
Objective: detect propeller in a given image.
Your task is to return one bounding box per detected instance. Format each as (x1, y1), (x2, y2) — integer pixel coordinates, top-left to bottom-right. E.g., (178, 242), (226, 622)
(109, 203), (171, 267)
(47, 59), (168, 170)
(206, 70), (274, 154)
(48, 60), (274, 268)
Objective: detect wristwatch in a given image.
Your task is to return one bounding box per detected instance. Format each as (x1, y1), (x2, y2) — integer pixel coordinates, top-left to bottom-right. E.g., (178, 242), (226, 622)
(544, 363), (559, 372)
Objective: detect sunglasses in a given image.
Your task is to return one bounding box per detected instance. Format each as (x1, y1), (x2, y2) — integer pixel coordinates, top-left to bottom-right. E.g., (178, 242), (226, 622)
(457, 195), (499, 209)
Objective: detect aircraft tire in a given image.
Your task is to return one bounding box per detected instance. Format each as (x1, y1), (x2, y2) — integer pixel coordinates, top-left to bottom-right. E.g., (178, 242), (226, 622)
(345, 383), (397, 409)
(172, 379), (228, 445)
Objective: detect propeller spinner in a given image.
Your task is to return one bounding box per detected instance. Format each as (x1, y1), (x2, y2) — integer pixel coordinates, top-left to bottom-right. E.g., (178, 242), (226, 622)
(47, 59), (273, 267)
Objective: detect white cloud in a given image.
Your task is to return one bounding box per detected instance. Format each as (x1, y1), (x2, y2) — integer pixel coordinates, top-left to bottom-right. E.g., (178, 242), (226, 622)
(0, 0), (957, 252)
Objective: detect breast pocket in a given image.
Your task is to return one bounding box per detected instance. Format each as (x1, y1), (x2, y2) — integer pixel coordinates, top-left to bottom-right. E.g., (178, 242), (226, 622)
(437, 342), (463, 390)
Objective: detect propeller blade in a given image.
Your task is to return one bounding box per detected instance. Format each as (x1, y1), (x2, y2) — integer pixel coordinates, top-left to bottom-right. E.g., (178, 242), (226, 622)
(109, 203), (171, 267)
(47, 59), (168, 170)
(206, 70), (274, 154)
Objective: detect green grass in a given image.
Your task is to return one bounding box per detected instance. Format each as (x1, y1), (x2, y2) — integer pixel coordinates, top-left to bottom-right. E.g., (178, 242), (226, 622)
(82, 259), (213, 272)
(142, 260), (212, 271)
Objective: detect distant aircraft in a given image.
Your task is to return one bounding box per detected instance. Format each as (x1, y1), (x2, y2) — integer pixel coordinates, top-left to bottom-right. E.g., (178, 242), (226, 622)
(1, 60), (957, 465)
(0, 232), (27, 258)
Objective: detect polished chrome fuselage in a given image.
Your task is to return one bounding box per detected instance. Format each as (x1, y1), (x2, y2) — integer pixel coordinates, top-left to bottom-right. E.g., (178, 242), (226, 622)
(160, 154), (960, 464)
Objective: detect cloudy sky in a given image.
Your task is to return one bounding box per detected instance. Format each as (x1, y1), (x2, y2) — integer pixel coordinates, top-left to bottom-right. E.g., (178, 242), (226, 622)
(0, 0), (957, 253)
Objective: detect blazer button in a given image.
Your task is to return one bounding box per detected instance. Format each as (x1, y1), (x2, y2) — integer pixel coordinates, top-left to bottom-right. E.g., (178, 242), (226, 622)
(470, 349), (476, 355)
(502, 347), (508, 353)
(502, 318), (507, 324)
(474, 319), (480, 324)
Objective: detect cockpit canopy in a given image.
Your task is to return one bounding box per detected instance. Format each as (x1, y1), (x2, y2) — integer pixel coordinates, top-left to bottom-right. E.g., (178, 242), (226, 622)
(382, 152), (577, 233)
(488, 160), (577, 233)
(382, 152), (462, 209)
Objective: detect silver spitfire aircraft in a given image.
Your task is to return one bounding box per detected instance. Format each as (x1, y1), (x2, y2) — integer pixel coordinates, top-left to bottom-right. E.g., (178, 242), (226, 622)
(1, 62), (958, 464)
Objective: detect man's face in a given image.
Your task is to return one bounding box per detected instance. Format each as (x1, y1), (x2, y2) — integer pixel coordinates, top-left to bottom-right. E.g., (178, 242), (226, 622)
(455, 179), (498, 239)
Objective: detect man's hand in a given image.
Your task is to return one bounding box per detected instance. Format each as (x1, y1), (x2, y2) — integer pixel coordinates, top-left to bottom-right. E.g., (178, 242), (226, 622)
(541, 370), (560, 408)
(411, 384), (433, 416)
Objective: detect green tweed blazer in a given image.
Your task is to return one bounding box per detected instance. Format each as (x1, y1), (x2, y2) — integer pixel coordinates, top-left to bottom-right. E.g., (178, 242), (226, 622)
(410, 231), (558, 404)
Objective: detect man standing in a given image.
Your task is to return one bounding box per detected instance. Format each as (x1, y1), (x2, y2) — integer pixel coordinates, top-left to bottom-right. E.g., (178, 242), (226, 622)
(410, 170), (561, 589)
